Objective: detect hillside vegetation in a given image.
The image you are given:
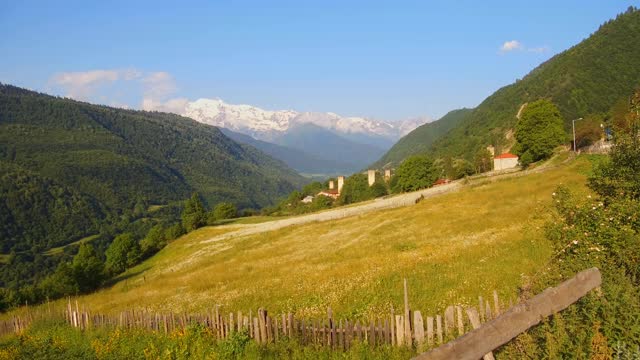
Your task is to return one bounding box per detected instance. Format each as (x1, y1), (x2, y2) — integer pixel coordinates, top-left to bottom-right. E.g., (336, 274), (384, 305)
(373, 108), (472, 168)
(0, 84), (305, 291)
(376, 7), (640, 166)
(58, 154), (592, 318)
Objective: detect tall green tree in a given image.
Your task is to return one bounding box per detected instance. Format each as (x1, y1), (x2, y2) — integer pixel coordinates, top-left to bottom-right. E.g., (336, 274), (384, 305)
(589, 90), (640, 201)
(368, 180), (389, 198)
(213, 202), (237, 220)
(39, 262), (78, 298)
(72, 243), (105, 293)
(513, 100), (567, 166)
(105, 233), (141, 274)
(338, 174), (371, 205)
(474, 148), (493, 173)
(392, 155), (439, 192)
(140, 224), (166, 256)
(181, 193), (206, 232)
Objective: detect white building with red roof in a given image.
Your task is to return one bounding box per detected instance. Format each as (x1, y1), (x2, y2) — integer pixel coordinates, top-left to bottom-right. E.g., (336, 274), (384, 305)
(493, 153), (519, 170)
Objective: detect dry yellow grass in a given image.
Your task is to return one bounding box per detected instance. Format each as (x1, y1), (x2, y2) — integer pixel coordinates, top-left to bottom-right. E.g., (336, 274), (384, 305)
(47, 156), (593, 320)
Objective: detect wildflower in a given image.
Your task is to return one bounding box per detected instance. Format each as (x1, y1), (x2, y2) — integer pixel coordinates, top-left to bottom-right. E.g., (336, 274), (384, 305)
(573, 240), (579, 245)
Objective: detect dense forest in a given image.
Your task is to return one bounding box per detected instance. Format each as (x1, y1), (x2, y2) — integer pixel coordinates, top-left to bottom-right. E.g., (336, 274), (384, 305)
(372, 108), (472, 168)
(376, 6), (640, 166)
(0, 84), (306, 298)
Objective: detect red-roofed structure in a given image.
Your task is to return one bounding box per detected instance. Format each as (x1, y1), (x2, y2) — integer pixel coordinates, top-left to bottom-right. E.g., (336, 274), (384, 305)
(317, 189), (340, 200)
(493, 153), (519, 170)
(494, 153), (518, 159)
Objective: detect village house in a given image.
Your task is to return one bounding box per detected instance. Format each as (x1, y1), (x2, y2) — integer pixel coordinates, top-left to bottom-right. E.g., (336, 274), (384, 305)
(493, 153), (519, 170)
(317, 175), (345, 200)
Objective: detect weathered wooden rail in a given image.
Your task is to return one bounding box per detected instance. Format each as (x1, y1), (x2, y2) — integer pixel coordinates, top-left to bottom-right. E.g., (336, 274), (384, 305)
(0, 268), (601, 357)
(415, 267), (602, 359)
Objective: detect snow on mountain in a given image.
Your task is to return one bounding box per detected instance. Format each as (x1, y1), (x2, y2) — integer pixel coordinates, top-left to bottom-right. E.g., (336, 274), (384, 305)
(183, 98), (430, 142)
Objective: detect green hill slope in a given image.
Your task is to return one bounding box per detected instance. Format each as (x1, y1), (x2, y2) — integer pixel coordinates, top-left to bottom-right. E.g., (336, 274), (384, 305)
(0, 84), (305, 262)
(55, 154), (591, 317)
(377, 7), (640, 164)
(372, 108), (472, 168)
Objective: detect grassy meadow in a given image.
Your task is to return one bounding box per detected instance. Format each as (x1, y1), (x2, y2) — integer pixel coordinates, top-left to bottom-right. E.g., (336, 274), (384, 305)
(36, 155), (597, 321)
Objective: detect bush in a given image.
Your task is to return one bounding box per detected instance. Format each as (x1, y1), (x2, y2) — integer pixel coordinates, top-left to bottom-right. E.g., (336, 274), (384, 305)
(105, 233), (141, 274)
(181, 193), (207, 232)
(213, 202), (237, 220)
(392, 155), (439, 192)
(498, 105), (640, 357)
(140, 224), (166, 256)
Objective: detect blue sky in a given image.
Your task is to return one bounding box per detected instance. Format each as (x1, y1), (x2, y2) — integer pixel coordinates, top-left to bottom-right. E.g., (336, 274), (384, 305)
(0, 0), (636, 120)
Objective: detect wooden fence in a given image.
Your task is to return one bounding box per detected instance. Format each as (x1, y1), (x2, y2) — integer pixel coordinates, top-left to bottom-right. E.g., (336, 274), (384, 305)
(0, 268), (601, 357)
(52, 280), (515, 353)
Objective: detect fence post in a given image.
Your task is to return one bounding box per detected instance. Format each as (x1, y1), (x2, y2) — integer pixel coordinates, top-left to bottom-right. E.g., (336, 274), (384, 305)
(414, 311), (425, 349)
(444, 306), (455, 337)
(404, 279), (412, 346)
(456, 306), (464, 336)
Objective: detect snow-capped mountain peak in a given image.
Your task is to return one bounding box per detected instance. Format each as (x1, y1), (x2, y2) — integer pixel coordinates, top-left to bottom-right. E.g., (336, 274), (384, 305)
(183, 98), (430, 142)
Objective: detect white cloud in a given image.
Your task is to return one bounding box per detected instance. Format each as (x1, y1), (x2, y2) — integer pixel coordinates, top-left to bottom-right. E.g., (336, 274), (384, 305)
(142, 71), (176, 99)
(499, 40), (549, 54)
(500, 40), (523, 52)
(141, 97), (189, 114)
(51, 69), (137, 100)
(49, 68), (189, 114)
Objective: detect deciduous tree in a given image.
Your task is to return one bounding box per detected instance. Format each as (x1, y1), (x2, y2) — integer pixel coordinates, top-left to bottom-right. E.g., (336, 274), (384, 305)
(513, 100), (566, 166)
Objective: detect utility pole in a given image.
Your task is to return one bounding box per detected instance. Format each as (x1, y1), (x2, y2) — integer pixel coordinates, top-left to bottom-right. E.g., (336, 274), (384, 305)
(572, 117), (583, 152)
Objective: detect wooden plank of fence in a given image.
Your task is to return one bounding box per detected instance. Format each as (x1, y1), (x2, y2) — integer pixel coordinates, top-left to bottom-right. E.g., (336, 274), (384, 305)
(414, 268), (602, 360)
(414, 311), (425, 348)
(253, 317), (260, 342)
(456, 306), (464, 336)
(328, 307), (335, 348)
(390, 307), (396, 346)
(485, 300), (492, 321)
(288, 313), (294, 338)
(444, 306), (454, 337)
(369, 319), (375, 346)
(436, 315), (443, 344)
(395, 315), (404, 345)
(259, 309), (267, 343)
(493, 291), (500, 316)
(266, 315), (273, 343)
(478, 296), (484, 323)
(403, 278), (411, 346)
(426, 316), (434, 345)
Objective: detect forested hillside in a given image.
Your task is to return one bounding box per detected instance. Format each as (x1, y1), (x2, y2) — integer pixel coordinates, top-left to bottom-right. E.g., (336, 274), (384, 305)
(376, 7), (640, 165)
(0, 84), (305, 290)
(372, 108), (472, 168)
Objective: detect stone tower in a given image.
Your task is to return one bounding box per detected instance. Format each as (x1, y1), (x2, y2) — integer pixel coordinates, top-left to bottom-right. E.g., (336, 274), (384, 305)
(337, 176), (345, 193)
(368, 169), (376, 186)
(384, 169), (391, 182)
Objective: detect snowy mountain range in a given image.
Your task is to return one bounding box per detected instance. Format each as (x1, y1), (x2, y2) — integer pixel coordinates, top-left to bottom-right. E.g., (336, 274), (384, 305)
(181, 98), (431, 175)
(184, 98), (430, 145)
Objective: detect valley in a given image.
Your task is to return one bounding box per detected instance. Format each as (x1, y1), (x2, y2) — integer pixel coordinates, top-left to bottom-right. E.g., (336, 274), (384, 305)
(55, 153), (590, 317)
(2, 4), (640, 359)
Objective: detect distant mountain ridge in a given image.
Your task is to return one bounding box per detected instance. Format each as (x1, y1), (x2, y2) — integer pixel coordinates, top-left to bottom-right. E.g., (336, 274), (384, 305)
(184, 98), (429, 144)
(184, 98), (429, 174)
(374, 7), (640, 166)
